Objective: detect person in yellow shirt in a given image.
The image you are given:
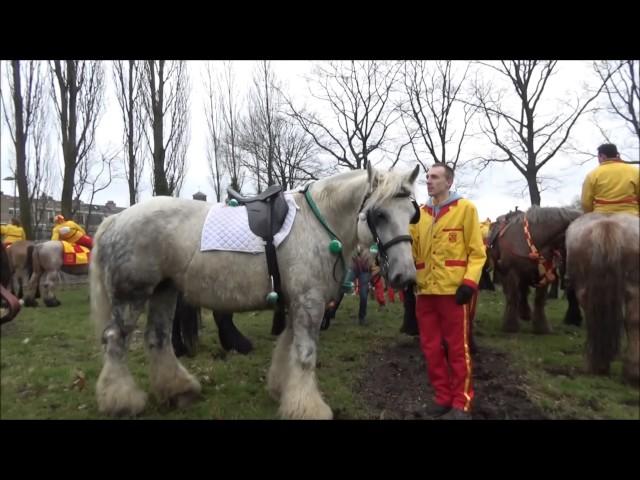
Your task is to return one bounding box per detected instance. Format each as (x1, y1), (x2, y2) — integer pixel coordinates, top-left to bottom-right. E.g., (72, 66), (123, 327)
(411, 162), (486, 420)
(581, 143), (639, 216)
(51, 214), (93, 249)
(1, 218), (26, 246)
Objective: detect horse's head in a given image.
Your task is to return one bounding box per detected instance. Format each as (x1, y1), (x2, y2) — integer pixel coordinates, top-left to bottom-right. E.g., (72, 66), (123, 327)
(357, 163), (420, 289)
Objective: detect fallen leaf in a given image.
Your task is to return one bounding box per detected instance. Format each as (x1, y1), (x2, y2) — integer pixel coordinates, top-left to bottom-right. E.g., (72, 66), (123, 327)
(71, 370), (86, 391)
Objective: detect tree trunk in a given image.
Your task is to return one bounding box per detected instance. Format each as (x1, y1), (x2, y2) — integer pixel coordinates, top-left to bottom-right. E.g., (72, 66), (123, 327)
(127, 60), (137, 205)
(59, 61), (78, 218)
(10, 61), (33, 239)
(151, 61), (170, 196)
(526, 173), (541, 206)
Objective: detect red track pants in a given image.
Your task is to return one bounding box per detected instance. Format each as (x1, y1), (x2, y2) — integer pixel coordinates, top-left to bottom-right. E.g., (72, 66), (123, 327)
(416, 293), (477, 412)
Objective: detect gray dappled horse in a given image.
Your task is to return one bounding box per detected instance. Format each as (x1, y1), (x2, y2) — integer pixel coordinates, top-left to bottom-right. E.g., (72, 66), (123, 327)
(566, 213), (639, 384)
(90, 164), (420, 419)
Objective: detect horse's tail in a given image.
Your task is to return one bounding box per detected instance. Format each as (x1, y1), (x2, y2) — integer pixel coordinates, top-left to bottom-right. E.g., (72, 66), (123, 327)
(23, 244), (43, 303)
(583, 219), (625, 375)
(26, 244), (35, 278)
(90, 219), (114, 340)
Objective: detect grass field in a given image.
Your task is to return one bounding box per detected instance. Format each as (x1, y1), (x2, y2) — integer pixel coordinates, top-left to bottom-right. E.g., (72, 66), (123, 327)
(1, 283), (638, 419)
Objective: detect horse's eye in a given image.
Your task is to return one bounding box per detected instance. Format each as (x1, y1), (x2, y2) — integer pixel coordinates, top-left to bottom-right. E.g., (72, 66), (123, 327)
(376, 211), (386, 221)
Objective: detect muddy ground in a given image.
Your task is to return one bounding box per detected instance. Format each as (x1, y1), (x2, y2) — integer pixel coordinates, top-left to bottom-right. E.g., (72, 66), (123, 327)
(356, 337), (548, 420)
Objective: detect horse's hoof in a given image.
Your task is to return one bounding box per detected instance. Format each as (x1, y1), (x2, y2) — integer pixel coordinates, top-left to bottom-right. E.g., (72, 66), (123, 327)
(44, 298), (61, 307)
(169, 390), (203, 409)
(232, 337), (254, 355)
(24, 298), (38, 307)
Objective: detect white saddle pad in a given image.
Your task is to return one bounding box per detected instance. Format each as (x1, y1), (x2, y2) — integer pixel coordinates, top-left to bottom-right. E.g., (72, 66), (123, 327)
(200, 193), (298, 253)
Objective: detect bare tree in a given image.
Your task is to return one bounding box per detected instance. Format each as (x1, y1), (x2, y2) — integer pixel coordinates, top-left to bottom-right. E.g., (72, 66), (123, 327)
(471, 61), (615, 205)
(76, 149), (118, 226)
(273, 116), (324, 189)
(140, 60), (190, 196)
(203, 62), (226, 201)
(2, 60), (52, 239)
(49, 60), (104, 218)
(593, 60), (639, 163)
(113, 60), (146, 205)
(239, 61), (280, 192)
(28, 99), (57, 234)
(218, 61), (244, 192)
(400, 61), (476, 174)
(73, 152), (117, 217)
(286, 61), (401, 170)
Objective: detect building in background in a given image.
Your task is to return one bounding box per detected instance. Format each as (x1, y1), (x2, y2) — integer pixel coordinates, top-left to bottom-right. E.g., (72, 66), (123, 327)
(0, 191), (125, 241)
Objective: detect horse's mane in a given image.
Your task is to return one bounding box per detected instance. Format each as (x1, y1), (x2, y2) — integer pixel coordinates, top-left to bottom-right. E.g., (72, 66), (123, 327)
(516, 205), (582, 225)
(314, 168), (414, 211)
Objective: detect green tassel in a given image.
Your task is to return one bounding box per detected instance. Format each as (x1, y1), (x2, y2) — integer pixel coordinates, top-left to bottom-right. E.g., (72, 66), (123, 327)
(329, 239), (343, 254)
(266, 291), (279, 304)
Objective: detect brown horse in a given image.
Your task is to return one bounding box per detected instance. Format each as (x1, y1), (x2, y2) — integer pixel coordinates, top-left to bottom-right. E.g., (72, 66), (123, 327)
(1, 242), (21, 324)
(3, 240), (36, 299)
(566, 212), (639, 384)
(489, 206), (582, 334)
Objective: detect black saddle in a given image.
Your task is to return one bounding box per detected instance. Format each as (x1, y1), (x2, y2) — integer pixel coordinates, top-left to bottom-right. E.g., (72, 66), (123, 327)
(227, 185), (289, 239)
(226, 184), (290, 336)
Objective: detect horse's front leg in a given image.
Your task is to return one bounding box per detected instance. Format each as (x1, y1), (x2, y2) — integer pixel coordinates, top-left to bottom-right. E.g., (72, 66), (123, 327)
(277, 291), (332, 420)
(518, 281), (531, 321)
(532, 285), (551, 334)
(502, 269), (521, 333)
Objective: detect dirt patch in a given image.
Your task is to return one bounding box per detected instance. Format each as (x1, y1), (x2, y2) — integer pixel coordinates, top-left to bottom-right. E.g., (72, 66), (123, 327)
(356, 337), (548, 420)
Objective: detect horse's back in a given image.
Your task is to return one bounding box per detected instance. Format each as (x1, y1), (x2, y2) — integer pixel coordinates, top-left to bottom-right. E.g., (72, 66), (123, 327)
(93, 197), (212, 286)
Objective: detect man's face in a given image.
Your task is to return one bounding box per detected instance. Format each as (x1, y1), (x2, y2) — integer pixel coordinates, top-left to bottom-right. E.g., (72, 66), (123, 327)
(426, 166), (452, 198)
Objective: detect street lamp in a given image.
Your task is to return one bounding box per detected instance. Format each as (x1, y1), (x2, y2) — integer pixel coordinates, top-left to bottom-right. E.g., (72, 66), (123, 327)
(3, 176), (17, 216)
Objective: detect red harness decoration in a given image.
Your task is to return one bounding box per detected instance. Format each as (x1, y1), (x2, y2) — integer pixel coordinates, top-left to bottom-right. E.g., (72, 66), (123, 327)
(523, 216), (556, 287)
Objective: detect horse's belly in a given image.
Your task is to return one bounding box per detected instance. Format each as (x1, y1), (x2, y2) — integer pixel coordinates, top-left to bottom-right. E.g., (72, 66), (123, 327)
(180, 250), (272, 312)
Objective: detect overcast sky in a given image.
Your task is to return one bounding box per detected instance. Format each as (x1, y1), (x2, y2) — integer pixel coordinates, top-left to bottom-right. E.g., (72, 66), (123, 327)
(1, 60), (636, 221)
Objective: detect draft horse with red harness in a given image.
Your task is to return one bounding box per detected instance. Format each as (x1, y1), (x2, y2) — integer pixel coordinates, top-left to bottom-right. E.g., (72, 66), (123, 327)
(488, 206), (583, 333)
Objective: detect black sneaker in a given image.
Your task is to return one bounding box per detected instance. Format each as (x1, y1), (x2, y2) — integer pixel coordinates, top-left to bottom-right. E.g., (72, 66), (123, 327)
(441, 408), (472, 420)
(425, 402), (452, 418)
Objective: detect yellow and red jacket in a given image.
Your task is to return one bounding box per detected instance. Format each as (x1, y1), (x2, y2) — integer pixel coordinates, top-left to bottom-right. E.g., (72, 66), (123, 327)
(479, 219), (492, 245)
(1, 224), (26, 245)
(581, 160), (639, 215)
(51, 220), (86, 243)
(411, 195), (486, 295)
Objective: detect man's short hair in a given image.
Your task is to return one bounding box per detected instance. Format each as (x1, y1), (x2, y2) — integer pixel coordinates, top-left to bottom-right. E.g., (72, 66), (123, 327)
(597, 143), (619, 158)
(430, 162), (455, 182)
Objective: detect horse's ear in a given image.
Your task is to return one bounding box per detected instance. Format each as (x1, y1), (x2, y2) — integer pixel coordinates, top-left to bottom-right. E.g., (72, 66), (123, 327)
(367, 163), (378, 190)
(407, 164), (420, 184)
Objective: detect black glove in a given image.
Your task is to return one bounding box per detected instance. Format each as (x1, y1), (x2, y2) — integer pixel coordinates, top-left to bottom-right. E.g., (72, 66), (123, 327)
(455, 284), (475, 305)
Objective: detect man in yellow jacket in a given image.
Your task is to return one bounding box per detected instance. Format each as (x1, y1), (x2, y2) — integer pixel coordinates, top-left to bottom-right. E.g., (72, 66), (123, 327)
(411, 163), (486, 420)
(1, 218), (26, 246)
(581, 143), (639, 216)
(51, 214), (93, 249)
